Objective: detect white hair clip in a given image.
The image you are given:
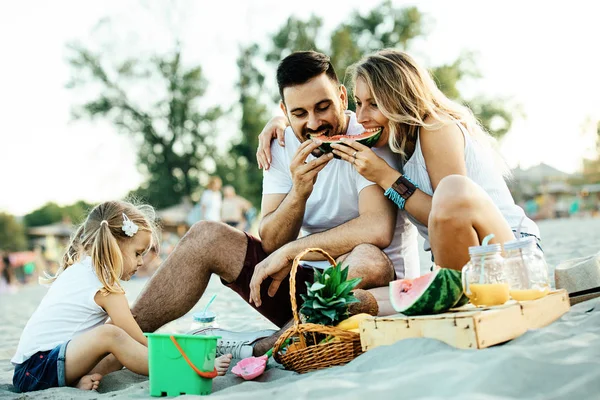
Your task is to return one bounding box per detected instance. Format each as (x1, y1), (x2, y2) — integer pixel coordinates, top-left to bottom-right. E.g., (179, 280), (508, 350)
(122, 213), (139, 237)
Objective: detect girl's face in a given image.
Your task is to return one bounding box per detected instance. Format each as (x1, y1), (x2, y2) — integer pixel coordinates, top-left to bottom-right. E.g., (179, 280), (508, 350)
(354, 78), (390, 148)
(119, 230), (152, 281)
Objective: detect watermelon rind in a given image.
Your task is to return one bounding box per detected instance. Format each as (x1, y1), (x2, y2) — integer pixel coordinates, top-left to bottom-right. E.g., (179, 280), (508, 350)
(316, 128), (383, 154)
(389, 268), (464, 316)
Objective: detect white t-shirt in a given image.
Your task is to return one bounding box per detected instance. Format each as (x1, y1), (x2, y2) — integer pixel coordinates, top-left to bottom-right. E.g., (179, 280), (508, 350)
(263, 111), (419, 279)
(200, 190), (222, 222)
(12, 256), (108, 365)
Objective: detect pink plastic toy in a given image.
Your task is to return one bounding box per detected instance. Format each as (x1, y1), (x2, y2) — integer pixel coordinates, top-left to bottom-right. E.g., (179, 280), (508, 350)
(231, 354), (269, 380)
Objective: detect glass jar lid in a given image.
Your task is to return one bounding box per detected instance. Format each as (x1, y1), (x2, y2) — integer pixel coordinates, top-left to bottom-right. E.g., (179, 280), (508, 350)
(468, 243), (502, 256)
(193, 310), (216, 323)
(503, 236), (537, 251)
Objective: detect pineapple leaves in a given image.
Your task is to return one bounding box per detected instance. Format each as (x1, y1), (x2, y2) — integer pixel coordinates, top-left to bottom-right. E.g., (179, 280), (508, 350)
(299, 262), (363, 326)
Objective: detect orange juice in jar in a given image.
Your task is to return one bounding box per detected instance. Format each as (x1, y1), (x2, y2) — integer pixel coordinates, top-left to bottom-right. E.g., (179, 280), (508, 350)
(504, 236), (551, 302)
(462, 243), (510, 307)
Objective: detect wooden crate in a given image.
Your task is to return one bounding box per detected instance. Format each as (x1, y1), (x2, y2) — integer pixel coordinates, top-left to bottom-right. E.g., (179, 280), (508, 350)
(360, 289), (570, 351)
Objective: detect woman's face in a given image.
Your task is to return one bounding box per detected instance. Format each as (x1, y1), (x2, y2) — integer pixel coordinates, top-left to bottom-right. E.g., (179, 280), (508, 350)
(354, 78), (390, 148)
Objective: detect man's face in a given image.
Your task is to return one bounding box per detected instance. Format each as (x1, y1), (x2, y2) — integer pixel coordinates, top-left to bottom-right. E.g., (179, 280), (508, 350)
(281, 73), (348, 156)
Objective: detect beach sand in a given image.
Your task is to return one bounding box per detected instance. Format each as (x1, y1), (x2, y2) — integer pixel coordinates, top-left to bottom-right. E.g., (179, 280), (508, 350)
(1, 218), (600, 399)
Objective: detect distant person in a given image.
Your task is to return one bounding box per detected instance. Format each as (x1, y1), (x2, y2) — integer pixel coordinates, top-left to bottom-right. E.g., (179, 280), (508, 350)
(0, 252), (17, 294)
(10, 200), (233, 393)
(221, 185), (253, 230)
(199, 176), (223, 222)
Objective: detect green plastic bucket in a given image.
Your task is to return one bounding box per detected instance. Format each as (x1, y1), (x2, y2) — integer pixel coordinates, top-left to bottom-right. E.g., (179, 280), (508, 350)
(145, 333), (220, 397)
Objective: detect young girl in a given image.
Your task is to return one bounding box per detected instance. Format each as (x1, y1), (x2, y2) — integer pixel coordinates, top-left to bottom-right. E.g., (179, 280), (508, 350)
(12, 200), (231, 393)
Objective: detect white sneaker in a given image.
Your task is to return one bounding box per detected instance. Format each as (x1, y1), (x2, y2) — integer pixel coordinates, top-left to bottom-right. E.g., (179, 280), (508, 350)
(190, 328), (277, 359)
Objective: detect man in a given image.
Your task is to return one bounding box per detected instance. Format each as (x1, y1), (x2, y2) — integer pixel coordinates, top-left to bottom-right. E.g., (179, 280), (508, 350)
(129, 51), (418, 359)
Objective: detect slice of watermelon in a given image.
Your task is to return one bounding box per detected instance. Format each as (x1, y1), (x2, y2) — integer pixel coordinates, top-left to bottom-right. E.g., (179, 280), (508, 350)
(389, 268), (464, 316)
(313, 128), (383, 154)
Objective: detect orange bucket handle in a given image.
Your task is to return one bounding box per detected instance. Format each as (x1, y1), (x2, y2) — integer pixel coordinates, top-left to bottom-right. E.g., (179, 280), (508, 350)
(169, 336), (218, 379)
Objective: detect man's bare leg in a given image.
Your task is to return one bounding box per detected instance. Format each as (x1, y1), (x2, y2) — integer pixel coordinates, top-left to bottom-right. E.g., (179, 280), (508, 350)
(132, 221), (248, 333)
(337, 244), (395, 289)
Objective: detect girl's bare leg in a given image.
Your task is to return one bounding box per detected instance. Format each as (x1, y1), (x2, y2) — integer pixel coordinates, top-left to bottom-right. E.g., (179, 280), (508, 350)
(64, 325), (148, 387)
(428, 175), (515, 270)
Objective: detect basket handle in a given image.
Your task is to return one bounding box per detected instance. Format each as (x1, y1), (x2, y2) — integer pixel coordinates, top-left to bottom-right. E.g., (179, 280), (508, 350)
(289, 248), (336, 327)
(170, 336), (218, 379)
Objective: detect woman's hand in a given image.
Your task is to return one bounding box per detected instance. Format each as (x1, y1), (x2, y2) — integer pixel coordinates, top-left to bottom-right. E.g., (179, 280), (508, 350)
(257, 115), (289, 170)
(331, 139), (399, 188)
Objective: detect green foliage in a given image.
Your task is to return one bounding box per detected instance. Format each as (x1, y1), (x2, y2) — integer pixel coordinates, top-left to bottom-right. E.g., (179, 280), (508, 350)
(214, 45), (268, 207)
(0, 213), (27, 251)
(300, 262), (362, 326)
(23, 201), (95, 228)
(267, 15), (324, 63)
(263, 1), (515, 137)
(23, 202), (63, 227)
(67, 43), (222, 209)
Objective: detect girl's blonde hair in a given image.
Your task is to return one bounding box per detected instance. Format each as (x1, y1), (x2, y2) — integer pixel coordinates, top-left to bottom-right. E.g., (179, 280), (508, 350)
(41, 200), (159, 294)
(349, 49), (508, 174)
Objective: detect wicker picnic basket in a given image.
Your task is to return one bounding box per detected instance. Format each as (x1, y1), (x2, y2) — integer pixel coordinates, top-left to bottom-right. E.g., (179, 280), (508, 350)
(272, 248), (363, 373)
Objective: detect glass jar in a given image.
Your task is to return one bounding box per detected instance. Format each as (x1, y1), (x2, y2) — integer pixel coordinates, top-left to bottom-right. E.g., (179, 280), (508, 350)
(461, 243), (510, 306)
(186, 311), (218, 335)
(503, 236), (550, 301)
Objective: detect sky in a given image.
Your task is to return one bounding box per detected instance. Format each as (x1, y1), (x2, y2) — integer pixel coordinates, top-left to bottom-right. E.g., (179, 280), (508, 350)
(1, 0), (599, 216)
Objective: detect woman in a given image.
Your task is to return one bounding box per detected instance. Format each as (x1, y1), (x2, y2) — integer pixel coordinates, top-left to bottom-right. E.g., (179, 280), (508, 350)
(199, 176), (223, 222)
(256, 49), (539, 273)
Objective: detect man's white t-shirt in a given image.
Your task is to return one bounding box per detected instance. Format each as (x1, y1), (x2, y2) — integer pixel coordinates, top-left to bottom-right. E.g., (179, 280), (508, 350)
(263, 111), (419, 279)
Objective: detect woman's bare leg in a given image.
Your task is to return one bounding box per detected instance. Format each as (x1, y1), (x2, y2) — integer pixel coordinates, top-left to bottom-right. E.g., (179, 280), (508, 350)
(428, 175), (515, 270)
(64, 325), (148, 387)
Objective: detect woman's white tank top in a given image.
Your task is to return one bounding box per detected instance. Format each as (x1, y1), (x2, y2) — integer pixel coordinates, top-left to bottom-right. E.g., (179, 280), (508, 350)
(402, 124), (539, 251)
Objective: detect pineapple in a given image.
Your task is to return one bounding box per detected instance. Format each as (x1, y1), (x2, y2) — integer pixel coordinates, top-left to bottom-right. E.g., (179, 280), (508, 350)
(300, 262), (362, 326)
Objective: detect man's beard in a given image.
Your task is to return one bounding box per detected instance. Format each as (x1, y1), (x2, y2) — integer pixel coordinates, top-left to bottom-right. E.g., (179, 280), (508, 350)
(307, 110), (347, 157)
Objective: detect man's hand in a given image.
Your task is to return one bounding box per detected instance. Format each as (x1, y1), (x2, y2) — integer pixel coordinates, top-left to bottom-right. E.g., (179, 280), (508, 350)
(249, 248), (294, 307)
(290, 140), (334, 200)
(257, 116), (289, 170)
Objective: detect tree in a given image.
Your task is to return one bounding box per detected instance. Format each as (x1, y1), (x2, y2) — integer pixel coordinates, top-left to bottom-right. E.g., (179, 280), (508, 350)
(23, 202), (63, 227)
(67, 43), (222, 209)
(0, 213), (27, 251)
(215, 45), (268, 207)
(263, 1), (514, 139)
(23, 200), (95, 227)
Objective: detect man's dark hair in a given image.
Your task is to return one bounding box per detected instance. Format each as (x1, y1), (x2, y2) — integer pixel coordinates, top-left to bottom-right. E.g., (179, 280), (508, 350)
(276, 51), (339, 102)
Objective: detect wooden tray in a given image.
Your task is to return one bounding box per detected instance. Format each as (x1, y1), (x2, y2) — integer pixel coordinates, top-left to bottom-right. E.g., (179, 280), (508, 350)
(360, 289), (570, 351)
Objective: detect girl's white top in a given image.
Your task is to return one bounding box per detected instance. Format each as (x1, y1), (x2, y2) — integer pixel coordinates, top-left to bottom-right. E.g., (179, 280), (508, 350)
(11, 256), (108, 364)
(402, 124), (539, 251)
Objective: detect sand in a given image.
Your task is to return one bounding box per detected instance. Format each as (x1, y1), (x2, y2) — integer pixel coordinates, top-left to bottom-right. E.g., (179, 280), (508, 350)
(2, 217), (600, 399)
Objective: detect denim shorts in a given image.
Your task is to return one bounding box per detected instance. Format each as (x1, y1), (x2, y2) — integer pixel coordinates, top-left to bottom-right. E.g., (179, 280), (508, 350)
(13, 340), (69, 392)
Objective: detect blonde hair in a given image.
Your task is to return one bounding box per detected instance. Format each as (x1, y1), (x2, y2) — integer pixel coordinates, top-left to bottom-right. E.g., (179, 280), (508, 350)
(40, 200), (159, 294)
(349, 49), (508, 174)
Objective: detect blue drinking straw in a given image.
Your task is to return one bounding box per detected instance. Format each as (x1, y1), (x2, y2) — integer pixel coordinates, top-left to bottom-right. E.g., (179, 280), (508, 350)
(479, 233), (495, 284)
